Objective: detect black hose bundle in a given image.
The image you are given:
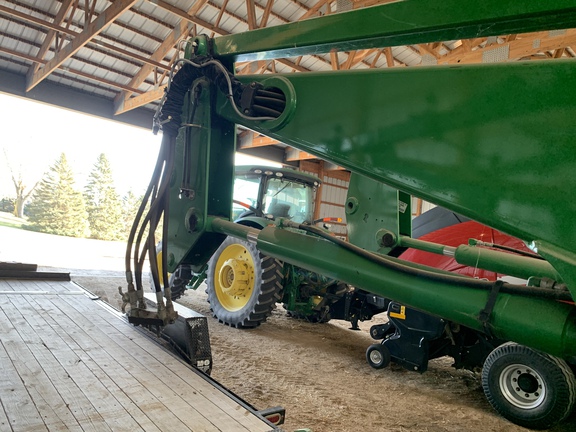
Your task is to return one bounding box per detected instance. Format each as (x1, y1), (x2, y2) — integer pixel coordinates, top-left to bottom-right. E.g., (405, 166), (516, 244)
(126, 53), (288, 304)
(124, 134), (174, 298)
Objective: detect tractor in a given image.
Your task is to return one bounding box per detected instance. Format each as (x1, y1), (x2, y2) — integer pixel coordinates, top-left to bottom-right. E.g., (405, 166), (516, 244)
(155, 165), (387, 328)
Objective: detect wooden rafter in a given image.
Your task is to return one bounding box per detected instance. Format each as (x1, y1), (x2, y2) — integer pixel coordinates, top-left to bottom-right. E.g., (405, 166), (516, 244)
(384, 47), (395, 67)
(418, 43), (440, 59)
(437, 29), (576, 65)
(246, 0), (257, 30)
(299, 0), (332, 20)
(0, 4), (170, 73)
(260, 0), (275, 28)
(369, 49), (384, 67)
(149, 0), (232, 35)
(210, 0), (230, 37)
(0, 45), (143, 94)
(286, 148), (317, 161)
(26, 0), (74, 78)
(189, 0), (210, 16)
(343, 49), (377, 69)
(26, 0), (139, 91)
(238, 133), (281, 149)
(330, 51), (340, 70)
(114, 1), (208, 115)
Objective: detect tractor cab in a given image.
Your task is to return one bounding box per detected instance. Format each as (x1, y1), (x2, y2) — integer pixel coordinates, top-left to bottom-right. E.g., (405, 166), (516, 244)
(232, 166), (320, 224)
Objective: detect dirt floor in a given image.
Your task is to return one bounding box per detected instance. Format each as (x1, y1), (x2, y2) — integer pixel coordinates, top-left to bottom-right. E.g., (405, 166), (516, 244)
(2, 225), (576, 432)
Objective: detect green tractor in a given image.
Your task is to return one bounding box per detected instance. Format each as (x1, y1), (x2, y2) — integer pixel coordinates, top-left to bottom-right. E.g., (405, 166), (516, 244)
(156, 165), (382, 328)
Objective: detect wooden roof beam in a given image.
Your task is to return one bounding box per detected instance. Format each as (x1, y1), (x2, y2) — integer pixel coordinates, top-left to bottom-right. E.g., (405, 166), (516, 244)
(115, 1), (205, 115)
(26, 0), (139, 91)
(246, 0), (257, 30)
(0, 45), (143, 94)
(26, 0), (74, 78)
(260, 0), (275, 27)
(299, 0), (331, 20)
(238, 133), (281, 149)
(437, 29), (576, 65)
(0, 4), (170, 72)
(286, 148), (317, 161)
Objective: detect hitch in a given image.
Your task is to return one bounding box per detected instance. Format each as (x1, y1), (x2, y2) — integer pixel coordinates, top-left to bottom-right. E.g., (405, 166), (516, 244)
(118, 285), (178, 327)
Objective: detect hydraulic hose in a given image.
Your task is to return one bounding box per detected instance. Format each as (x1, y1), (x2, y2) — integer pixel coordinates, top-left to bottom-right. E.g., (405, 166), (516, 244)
(295, 223), (573, 302)
(126, 49), (287, 303)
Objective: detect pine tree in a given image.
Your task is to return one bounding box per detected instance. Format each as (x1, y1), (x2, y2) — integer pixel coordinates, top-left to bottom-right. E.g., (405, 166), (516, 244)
(84, 153), (124, 241)
(122, 190), (142, 240)
(27, 153), (89, 237)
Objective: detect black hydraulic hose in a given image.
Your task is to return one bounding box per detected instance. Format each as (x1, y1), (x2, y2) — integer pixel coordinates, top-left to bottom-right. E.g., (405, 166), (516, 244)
(161, 142), (174, 293)
(484, 243), (545, 260)
(132, 144), (166, 291)
(125, 138), (167, 284)
(147, 134), (177, 294)
(297, 223), (573, 302)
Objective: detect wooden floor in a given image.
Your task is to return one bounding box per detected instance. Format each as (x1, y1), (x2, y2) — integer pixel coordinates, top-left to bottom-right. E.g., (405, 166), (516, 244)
(0, 279), (276, 432)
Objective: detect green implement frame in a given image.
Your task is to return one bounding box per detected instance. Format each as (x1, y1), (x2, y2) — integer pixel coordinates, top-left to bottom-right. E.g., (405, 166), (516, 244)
(154, 0), (576, 359)
(131, 2), (576, 427)
(163, 1), (576, 362)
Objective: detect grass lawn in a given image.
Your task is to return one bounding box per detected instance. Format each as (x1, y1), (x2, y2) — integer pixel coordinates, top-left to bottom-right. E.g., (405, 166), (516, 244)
(0, 211), (29, 229)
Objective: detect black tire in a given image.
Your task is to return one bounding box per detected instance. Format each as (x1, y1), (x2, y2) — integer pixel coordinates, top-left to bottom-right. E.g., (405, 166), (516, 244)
(206, 237), (283, 328)
(482, 342), (576, 429)
(366, 343), (391, 369)
(149, 243), (189, 301)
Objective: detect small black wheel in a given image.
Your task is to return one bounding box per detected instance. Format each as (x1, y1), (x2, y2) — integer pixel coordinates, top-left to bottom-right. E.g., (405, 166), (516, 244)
(366, 343), (391, 369)
(482, 342), (576, 429)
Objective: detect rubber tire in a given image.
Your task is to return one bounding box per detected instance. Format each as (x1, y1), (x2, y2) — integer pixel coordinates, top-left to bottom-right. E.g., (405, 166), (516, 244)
(149, 242), (189, 301)
(206, 237), (283, 328)
(366, 343), (391, 369)
(482, 342), (576, 430)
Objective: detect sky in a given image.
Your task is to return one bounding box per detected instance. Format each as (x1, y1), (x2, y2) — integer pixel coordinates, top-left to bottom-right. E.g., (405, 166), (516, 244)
(0, 93), (277, 200)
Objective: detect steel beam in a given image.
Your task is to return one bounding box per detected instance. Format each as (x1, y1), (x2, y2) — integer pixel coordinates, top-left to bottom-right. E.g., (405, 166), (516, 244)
(212, 1), (576, 61)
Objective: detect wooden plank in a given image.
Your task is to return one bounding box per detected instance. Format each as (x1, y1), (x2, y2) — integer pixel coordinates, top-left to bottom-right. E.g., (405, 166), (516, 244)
(0, 281), (274, 431)
(0, 314), (81, 431)
(59, 294), (264, 431)
(35, 295), (221, 432)
(0, 308), (49, 431)
(63, 293), (272, 431)
(19, 294), (169, 432)
(0, 383), (11, 432)
(1, 291), (112, 432)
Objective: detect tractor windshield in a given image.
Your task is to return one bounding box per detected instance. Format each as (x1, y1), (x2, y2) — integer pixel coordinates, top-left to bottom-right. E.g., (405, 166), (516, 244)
(232, 175), (261, 219)
(263, 177), (314, 223)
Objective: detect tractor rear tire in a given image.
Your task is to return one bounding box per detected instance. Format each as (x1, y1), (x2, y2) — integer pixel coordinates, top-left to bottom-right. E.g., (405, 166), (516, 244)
(482, 342), (576, 429)
(206, 236), (283, 328)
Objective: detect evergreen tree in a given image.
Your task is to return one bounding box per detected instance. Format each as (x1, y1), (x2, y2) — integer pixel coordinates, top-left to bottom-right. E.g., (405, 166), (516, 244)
(84, 153), (124, 241)
(122, 190), (142, 240)
(27, 153), (89, 237)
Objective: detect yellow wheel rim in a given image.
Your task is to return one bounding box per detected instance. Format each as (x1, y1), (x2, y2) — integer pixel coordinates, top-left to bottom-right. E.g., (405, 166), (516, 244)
(213, 243), (255, 311)
(155, 249), (171, 286)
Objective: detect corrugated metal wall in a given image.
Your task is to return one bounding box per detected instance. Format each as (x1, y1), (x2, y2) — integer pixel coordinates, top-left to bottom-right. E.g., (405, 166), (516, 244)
(300, 161), (349, 238)
(299, 161), (437, 238)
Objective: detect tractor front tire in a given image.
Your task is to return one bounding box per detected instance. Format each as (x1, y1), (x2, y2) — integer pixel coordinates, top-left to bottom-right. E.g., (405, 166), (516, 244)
(206, 237), (283, 328)
(150, 243), (189, 301)
(482, 342), (576, 430)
